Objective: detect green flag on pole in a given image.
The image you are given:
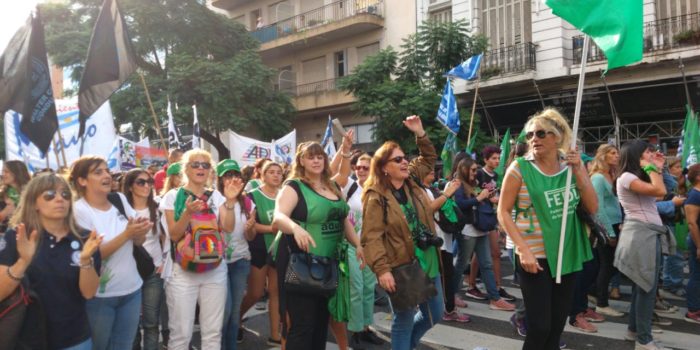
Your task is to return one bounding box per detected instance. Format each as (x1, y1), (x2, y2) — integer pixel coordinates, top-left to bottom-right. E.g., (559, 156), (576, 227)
(517, 128), (527, 143)
(546, 0), (643, 70)
(441, 133), (458, 177)
(495, 128), (511, 186)
(681, 104), (700, 169)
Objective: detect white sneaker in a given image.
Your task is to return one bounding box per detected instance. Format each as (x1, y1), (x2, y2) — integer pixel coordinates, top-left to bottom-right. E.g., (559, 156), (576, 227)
(596, 306), (624, 317)
(635, 341), (671, 350)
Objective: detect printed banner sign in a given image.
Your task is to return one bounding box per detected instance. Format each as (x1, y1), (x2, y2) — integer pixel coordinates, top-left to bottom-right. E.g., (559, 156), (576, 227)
(136, 146), (167, 168)
(228, 130), (296, 167)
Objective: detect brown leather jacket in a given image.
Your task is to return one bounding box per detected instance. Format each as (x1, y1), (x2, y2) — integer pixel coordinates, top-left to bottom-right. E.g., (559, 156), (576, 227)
(360, 135), (438, 277)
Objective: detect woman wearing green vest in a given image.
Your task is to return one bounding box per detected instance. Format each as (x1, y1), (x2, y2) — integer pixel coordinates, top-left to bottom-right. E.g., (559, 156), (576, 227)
(361, 115), (444, 350)
(497, 108), (597, 350)
(273, 141), (364, 350)
(239, 161), (284, 345)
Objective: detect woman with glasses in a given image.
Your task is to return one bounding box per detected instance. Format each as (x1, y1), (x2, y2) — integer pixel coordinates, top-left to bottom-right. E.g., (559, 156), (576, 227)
(361, 115), (443, 350)
(160, 149), (240, 350)
(0, 174), (102, 350)
(122, 169), (165, 350)
(215, 159), (256, 350)
(273, 139), (364, 350)
(239, 161), (284, 346)
(497, 109), (597, 350)
(70, 156), (153, 350)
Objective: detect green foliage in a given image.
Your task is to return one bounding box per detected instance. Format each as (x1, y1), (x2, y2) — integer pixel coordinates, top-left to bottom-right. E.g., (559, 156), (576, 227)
(40, 0), (294, 154)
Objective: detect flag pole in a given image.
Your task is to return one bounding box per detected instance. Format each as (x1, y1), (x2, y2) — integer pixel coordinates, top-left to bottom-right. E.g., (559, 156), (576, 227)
(466, 64), (483, 147)
(600, 70), (620, 147)
(56, 128), (68, 167)
(556, 35), (590, 284)
(533, 79), (546, 109)
(139, 72), (168, 151)
(51, 134), (61, 168)
(679, 56), (694, 111)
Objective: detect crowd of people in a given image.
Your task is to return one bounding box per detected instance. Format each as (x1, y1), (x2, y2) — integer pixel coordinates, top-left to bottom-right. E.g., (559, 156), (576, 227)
(0, 111), (697, 350)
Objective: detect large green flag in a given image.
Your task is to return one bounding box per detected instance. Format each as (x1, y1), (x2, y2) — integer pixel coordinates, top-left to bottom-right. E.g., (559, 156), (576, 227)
(441, 133), (458, 177)
(517, 128), (527, 143)
(495, 128), (511, 186)
(681, 104), (700, 169)
(546, 0), (642, 70)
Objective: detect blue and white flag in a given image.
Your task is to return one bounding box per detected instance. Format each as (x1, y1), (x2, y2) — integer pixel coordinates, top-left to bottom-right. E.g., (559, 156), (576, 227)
(321, 115), (336, 158)
(436, 80), (460, 134)
(192, 104), (200, 149)
(446, 54), (482, 81)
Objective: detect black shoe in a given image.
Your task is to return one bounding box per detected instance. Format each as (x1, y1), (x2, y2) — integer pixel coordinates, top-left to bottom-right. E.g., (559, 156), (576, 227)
(360, 329), (384, 345)
(499, 288), (517, 302)
(237, 328), (244, 343)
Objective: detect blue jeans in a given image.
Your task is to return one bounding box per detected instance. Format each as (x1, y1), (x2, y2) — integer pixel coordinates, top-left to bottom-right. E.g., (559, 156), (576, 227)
(391, 276), (444, 350)
(86, 289), (142, 350)
(628, 237), (661, 345)
(135, 273), (164, 350)
(687, 236), (700, 312)
(223, 259), (251, 350)
(61, 339), (92, 350)
(662, 252), (685, 292)
(453, 233), (499, 300)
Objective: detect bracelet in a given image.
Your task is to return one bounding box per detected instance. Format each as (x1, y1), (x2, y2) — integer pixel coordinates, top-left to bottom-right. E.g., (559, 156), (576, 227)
(79, 257), (94, 269)
(642, 164), (659, 174)
(341, 152), (352, 159)
(6, 265), (23, 281)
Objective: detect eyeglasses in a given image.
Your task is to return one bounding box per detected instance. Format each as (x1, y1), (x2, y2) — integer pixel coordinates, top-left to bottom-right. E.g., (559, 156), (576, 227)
(389, 156), (409, 164)
(134, 178), (154, 187)
(188, 162), (211, 170)
(42, 189), (71, 201)
(525, 129), (554, 141)
(222, 172), (241, 179)
(355, 165), (370, 171)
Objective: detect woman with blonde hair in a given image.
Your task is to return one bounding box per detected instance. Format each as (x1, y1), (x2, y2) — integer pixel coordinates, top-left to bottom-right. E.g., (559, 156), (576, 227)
(588, 144), (625, 317)
(497, 108), (597, 350)
(0, 174), (102, 349)
(273, 139), (364, 350)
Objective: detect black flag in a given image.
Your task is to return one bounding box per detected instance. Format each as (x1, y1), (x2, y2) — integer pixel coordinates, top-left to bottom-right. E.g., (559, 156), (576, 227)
(0, 12), (58, 154)
(78, 0), (137, 136)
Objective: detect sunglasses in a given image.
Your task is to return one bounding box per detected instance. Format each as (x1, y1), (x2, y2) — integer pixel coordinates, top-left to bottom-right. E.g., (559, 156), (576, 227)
(222, 172), (241, 179)
(189, 162), (211, 170)
(134, 178), (154, 187)
(525, 129), (554, 140)
(355, 165), (370, 171)
(389, 156), (409, 164)
(42, 189), (71, 201)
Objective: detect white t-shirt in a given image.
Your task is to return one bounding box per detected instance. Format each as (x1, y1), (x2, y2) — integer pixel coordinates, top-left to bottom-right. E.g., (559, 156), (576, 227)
(617, 172), (663, 226)
(223, 201), (254, 263)
(74, 193), (142, 297)
(424, 188), (453, 253)
(343, 180), (363, 236)
(134, 207), (164, 269)
(158, 188), (226, 220)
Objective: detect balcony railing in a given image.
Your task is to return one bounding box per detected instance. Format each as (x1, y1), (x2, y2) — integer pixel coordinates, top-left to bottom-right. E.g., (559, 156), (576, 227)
(573, 12), (700, 64)
(280, 77), (342, 96)
(480, 42), (537, 78)
(251, 0), (384, 44)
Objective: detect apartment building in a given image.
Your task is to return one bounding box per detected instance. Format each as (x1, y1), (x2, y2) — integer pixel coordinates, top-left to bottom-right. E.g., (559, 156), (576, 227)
(210, 0), (417, 149)
(420, 0), (700, 152)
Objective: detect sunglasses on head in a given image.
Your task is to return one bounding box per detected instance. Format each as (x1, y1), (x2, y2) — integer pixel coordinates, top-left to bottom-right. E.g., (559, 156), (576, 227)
(189, 161), (211, 170)
(355, 165), (370, 171)
(134, 178), (154, 187)
(525, 129), (554, 141)
(42, 189), (71, 202)
(390, 156), (409, 164)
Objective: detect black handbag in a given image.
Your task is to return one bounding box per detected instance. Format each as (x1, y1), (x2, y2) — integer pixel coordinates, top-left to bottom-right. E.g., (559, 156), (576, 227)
(388, 259), (437, 312)
(576, 204), (611, 248)
(0, 280), (47, 350)
(284, 251), (338, 298)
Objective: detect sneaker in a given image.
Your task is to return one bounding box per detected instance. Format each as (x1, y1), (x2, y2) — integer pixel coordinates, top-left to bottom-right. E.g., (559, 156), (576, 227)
(583, 308), (605, 323)
(661, 299), (679, 312)
(634, 341), (672, 350)
(624, 330), (636, 342)
(360, 329), (384, 345)
(442, 310), (472, 323)
(489, 298), (515, 311)
(587, 294), (598, 305)
(254, 300), (267, 310)
(510, 313), (527, 337)
(237, 328), (244, 343)
(571, 312), (598, 333)
(654, 300), (674, 314)
(652, 313), (672, 326)
(266, 337), (281, 347)
(596, 306), (624, 317)
(499, 288), (516, 302)
(651, 325), (663, 334)
(609, 287), (621, 300)
(685, 310), (700, 324)
(466, 287), (488, 300)
(454, 296), (468, 308)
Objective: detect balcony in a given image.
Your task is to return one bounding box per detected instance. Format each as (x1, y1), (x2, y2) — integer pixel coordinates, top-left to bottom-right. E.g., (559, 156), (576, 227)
(251, 0), (384, 56)
(573, 12), (700, 64)
(210, 0), (255, 11)
(279, 77), (354, 111)
(480, 42), (537, 78)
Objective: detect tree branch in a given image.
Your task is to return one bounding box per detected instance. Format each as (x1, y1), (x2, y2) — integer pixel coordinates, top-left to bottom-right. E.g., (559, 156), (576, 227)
(200, 128), (229, 159)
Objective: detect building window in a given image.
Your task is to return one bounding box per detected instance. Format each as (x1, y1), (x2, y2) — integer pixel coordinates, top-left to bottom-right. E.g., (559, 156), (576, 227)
(429, 8), (452, 23)
(302, 56), (326, 83)
(655, 0), (699, 19)
(250, 9), (262, 30)
(335, 51), (346, 77)
(480, 0), (531, 48)
(356, 42), (380, 65)
(347, 124), (375, 144)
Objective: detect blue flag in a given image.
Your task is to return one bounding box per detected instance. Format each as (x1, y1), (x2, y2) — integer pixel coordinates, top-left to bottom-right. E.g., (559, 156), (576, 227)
(321, 115), (336, 158)
(436, 80), (460, 134)
(446, 54), (482, 80)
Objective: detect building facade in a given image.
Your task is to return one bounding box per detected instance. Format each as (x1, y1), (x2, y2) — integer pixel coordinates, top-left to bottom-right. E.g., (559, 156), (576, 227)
(209, 0), (417, 150)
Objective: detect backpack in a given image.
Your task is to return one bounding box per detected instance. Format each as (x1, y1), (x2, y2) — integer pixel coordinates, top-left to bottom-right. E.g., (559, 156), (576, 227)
(173, 188), (224, 273)
(473, 200), (498, 232)
(107, 193), (155, 279)
(435, 196), (467, 234)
